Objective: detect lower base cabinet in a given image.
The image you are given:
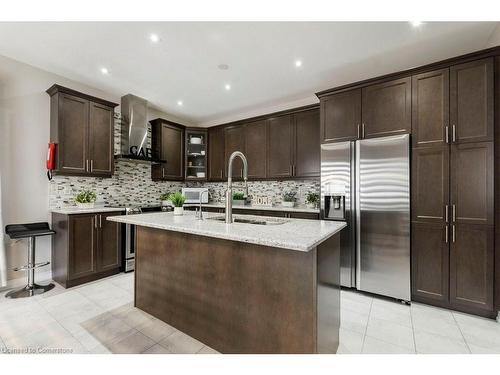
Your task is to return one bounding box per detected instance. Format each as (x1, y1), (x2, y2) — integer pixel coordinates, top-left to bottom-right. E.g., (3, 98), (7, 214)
(52, 211), (122, 288)
(412, 220), (495, 318)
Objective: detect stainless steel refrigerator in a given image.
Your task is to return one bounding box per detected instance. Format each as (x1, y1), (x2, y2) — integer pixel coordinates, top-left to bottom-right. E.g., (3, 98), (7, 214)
(321, 134), (410, 301)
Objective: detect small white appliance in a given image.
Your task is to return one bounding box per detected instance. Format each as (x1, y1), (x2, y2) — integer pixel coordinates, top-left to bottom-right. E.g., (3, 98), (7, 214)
(182, 187), (209, 204)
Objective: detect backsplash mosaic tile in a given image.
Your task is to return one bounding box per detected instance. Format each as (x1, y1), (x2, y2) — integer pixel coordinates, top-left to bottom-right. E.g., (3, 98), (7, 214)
(49, 116), (320, 209)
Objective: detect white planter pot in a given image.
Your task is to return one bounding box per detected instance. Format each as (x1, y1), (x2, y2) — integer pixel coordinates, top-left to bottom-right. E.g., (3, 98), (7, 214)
(232, 199), (245, 206)
(306, 203), (316, 209)
(76, 202), (95, 209)
(282, 201), (295, 208)
(173, 207), (184, 216)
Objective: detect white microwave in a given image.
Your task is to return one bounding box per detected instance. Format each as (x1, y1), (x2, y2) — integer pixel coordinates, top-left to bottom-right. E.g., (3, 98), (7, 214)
(182, 188), (209, 204)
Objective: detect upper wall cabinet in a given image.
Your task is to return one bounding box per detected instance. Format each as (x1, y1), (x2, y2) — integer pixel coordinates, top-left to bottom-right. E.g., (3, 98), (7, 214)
(320, 89), (361, 143)
(412, 69), (450, 148)
(245, 120), (267, 179)
(208, 126), (225, 181)
(151, 119), (185, 181)
(47, 85), (118, 177)
(267, 114), (294, 178)
(450, 58), (494, 144)
(361, 77), (411, 139)
(294, 109), (320, 177)
(224, 125), (246, 179)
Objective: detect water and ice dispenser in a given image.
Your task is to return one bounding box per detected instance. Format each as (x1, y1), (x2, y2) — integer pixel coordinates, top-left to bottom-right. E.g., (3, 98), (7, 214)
(324, 194), (346, 220)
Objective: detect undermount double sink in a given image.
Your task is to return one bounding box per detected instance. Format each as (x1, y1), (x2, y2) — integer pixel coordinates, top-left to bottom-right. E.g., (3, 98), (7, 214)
(208, 215), (288, 225)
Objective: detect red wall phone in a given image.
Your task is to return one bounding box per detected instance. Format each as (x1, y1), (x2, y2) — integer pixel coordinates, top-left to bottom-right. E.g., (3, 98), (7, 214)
(47, 143), (56, 180)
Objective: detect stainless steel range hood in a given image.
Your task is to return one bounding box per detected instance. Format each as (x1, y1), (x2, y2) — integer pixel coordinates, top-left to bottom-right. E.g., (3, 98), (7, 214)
(115, 94), (160, 163)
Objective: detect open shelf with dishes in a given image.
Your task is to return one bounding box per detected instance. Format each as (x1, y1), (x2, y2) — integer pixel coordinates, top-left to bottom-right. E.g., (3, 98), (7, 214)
(185, 128), (208, 181)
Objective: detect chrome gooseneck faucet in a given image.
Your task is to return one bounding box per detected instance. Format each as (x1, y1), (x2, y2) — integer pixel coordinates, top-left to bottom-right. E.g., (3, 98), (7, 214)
(225, 151), (249, 223)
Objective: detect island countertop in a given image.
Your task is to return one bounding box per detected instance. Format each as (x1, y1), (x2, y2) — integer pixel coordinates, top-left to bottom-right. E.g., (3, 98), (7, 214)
(108, 211), (345, 252)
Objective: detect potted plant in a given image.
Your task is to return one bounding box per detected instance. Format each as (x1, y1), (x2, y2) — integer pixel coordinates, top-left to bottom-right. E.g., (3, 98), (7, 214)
(232, 192), (246, 206)
(169, 192), (186, 216)
(306, 192), (319, 209)
(160, 192), (172, 207)
(75, 190), (97, 209)
(282, 190), (297, 208)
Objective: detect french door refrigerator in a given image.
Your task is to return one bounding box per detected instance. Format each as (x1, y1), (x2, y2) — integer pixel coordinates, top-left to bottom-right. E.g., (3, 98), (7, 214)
(321, 134), (410, 301)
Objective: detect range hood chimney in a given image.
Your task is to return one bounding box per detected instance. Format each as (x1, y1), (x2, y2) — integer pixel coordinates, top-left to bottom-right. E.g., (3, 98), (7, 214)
(116, 94), (159, 163)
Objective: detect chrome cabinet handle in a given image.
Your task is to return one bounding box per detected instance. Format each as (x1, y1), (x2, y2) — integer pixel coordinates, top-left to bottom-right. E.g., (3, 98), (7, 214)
(86, 160), (89, 172)
(162, 167), (165, 179)
(220, 169), (223, 179)
(99, 214), (102, 228)
(452, 124), (456, 143)
(445, 225), (449, 243)
(452, 204), (456, 222)
(445, 125), (449, 144)
(94, 215), (98, 229)
(445, 205), (449, 223)
(90, 160), (94, 172)
(357, 124), (361, 139)
(452, 225), (456, 243)
(362, 123), (365, 138)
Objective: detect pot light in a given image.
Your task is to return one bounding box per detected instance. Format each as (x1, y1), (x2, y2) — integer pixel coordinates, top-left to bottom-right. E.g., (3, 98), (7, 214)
(224, 84), (231, 91)
(218, 64), (229, 70)
(410, 21), (423, 27)
(295, 60), (302, 68)
(100, 67), (109, 75)
(149, 33), (160, 43)
(177, 100), (183, 106)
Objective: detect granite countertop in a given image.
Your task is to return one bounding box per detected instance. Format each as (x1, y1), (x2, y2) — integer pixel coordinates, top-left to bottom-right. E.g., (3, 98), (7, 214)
(51, 206), (126, 215)
(186, 202), (320, 214)
(107, 211), (345, 252)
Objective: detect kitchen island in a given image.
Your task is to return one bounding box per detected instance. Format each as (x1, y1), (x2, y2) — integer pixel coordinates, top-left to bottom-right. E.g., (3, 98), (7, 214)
(108, 211), (345, 354)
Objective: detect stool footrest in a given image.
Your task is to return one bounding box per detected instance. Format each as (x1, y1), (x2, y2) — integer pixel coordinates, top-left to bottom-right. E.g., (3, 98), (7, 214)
(13, 261), (50, 272)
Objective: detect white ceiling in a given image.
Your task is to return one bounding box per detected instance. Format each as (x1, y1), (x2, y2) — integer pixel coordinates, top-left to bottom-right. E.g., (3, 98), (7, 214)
(0, 22), (498, 126)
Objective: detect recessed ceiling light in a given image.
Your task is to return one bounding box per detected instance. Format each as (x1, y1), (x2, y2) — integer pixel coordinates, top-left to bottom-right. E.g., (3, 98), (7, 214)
(410, 21), (423, 27)
(224, 84), (231, 91)
(218, 64), (229, 70)
(177, 100), (183, 106)
(149, 33), (160, 43)
(100, 67), (109, 75)
(295, 60), (302, 68)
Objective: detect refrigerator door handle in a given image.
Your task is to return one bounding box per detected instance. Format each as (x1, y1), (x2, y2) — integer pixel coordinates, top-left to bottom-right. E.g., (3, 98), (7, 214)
(355, 140), (361, 290)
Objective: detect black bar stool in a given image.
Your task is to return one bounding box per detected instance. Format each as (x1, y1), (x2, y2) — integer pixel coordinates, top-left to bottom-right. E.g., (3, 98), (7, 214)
(4, 222), (56, 298)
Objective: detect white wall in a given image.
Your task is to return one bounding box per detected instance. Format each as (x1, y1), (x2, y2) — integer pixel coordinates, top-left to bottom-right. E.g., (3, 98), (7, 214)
(0, 54), (182, 285)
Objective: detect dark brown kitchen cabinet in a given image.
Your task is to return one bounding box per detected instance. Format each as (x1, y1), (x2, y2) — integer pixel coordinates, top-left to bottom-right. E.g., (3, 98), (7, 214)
(320, 89), (361, 143)
(411, 221), (449, 303)
(411, 146), (449, 223)
(412, 69), (449, 147)
(450, 224), (494, 312)
(47, 85), (118, 177)
(361, 77), (411, 138)
(224, 125), (246, 179)
(151, 119), (185, 181)
(267, 115), (294, 178)
(51, 211), (122, 288)
(208, 126), (225, 181)
(244, 120), (267, 179)
(294, 109), (320, 177)
(450, 58), (494, 144)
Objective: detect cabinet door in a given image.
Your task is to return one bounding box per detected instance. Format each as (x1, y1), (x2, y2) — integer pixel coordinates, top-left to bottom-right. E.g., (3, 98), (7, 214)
(294, 109), (320, 177)
(245, 120), (267, 179)
(161, 124), (184, 180)
(208, 127), (225, 181)
(450, 58), (494, 144)
(224, 125), (246, 179)
(411, 221), (449, 303)
(58, 93), (89, 174)
(68, 214), (97, 280)
(412, 69), (449, 147)
(320, 89), (361, 143)
(89, 102), (114, 176)
(97, 212), (122, 272)
(450, 224), (494, 312)
(267, 115), (293, 178)
(289, 212), (320, 220)
(411, 146), (449, 223)
(362, 77), (411, 138)
(450, 142), (494, 226)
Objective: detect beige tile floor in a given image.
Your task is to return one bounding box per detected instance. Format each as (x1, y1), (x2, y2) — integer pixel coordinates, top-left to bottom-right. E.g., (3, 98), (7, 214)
(0, 272), (499, 354)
